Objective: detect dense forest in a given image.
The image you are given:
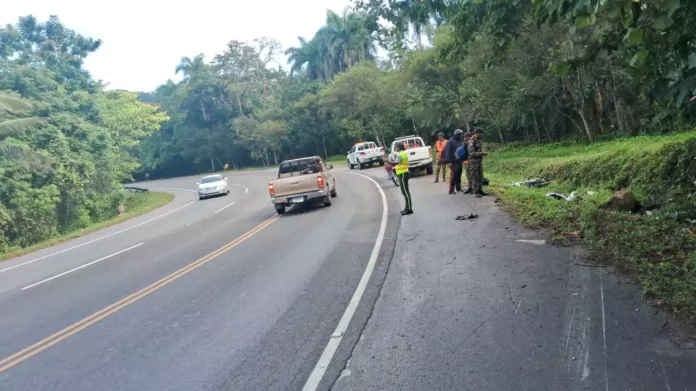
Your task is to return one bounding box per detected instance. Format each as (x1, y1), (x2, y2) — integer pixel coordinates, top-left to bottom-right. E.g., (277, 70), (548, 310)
(135, 0), (696, 178)
(2, 0), (696, 250)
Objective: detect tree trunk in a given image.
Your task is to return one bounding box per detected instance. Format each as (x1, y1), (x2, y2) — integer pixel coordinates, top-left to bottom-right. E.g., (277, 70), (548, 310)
(575, 108), (593, 142)
(533, 113), (542, 144)
(321, 127), (329, 159)
(272, 150), (279, 165)
(370, 123), (382, 147)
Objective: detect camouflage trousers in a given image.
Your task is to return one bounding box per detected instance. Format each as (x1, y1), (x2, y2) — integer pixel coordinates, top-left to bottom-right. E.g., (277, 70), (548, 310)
(464, 161), (472, 188)
(469, 160), (483, 192)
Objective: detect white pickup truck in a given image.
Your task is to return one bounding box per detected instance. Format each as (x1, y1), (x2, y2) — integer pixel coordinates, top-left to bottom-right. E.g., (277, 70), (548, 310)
(390, 135), (433, 175)
(347, 141), (385, 170)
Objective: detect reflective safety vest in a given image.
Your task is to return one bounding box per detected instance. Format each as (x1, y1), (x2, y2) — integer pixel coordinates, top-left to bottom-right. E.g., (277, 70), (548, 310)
(435, 140), (447, 158)
(395, 150), (409, 175)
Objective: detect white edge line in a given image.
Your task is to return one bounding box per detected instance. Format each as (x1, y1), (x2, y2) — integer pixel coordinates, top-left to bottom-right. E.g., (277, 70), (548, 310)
(599, 271), (610, 391)
(0, 199), (195, 274)
(214, 201), (236, 214)
(21, 243), (144, 290)
(245, 187), (248, 193)
(302, 171), (388, 391)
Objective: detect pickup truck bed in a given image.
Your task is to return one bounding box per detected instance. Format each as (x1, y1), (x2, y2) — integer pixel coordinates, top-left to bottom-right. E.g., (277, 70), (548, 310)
(391, 136), (433, 175)
(268, 157), (337, 214)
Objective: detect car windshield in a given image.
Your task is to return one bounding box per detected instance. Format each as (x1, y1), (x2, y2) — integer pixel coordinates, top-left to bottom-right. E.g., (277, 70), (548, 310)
(279, 158), (317, 176)
(200, 175), (223, 184)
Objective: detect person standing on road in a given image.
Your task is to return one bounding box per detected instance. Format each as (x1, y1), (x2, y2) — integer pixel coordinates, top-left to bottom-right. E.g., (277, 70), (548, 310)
(462, 131), (474, 194)
(384, 142), (413, 215)
(467, 128), (489, 198)
(434, 132), (448, 183)
(444, 129), (463, 194)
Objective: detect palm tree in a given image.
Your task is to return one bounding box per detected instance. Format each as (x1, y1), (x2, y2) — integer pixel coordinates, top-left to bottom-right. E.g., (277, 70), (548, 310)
(0, 94), (48, 162)
(286, 9), (377, 82)
(175, 54), (207, 80)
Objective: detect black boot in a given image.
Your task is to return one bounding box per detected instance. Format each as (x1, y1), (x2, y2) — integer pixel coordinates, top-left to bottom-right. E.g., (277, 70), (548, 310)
(401, 209), (413, 215)
(478, 189), (489, 196)
(462, 188), (473, 194)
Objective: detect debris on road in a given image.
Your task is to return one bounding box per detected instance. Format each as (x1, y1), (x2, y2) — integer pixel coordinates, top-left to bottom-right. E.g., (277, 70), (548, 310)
(546, 192), (568, 201)
(455, 213), (479, 221)
(511, 178), (552, 188)
(546, 190), (596, 202)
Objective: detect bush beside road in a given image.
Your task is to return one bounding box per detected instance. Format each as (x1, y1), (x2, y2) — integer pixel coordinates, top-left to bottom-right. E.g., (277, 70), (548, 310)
(0, 191), (174, 261)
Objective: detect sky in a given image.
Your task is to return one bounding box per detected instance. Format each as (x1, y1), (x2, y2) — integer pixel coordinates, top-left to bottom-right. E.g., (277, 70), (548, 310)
(2, 0), (353, 92)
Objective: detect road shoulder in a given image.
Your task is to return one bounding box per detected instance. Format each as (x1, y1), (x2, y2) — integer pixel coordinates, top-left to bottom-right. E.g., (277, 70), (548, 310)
(331, 176), (696, 391)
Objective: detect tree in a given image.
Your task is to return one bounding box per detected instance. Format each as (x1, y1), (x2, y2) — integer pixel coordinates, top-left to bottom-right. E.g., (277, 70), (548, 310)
(0, 93), (48, 168)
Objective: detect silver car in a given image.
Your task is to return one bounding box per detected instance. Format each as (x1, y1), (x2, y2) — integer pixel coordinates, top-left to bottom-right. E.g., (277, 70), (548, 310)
(196, 174), (230, 200)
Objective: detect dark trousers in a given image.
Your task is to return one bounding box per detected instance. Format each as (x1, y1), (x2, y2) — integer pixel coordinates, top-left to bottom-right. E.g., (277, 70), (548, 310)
(449, 163), (462, 192)
(398, 172), (412, 211)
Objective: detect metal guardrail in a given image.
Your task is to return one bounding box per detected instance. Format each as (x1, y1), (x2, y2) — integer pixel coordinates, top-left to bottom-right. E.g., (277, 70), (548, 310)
(123, 186), (149, 193)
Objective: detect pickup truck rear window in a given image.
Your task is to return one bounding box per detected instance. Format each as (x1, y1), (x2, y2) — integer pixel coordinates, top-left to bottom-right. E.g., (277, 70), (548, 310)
(279, 159), (315, 175)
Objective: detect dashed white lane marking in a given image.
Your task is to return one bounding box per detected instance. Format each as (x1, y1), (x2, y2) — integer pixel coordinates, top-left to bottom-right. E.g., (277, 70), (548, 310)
(229, 184), (249, 194)
(21, 243), (144, 290)
(0, 200), (196, 274)
(302, 171), (388, 391)
(214, 201), (236, 214)
(515, 239), (546, 245)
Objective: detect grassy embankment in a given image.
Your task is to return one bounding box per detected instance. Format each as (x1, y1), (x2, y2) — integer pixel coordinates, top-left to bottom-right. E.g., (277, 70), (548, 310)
(0, 191), (174, 261)
(486, 132), (696, 319)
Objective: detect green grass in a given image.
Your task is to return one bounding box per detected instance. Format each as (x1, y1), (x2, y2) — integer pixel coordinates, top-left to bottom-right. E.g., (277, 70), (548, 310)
(0, 191), (174, 261)
(485, 132), (696, 319)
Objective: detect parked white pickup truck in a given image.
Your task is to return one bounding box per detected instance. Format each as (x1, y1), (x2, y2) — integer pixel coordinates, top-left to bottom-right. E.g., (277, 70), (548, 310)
(390, 135), (433, 175)
(347, 141), (385, 170)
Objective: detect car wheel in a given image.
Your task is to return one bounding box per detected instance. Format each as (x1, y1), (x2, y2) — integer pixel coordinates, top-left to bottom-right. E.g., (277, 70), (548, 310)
(379, 160), (385, 166)
(330, 182), (337, 198)
(324, 195), (332, 207)
(425, 163), (434, 175)
(358, 160), (364, 170)
(275, 204), (286, 214)
(199, 196), (205, 201)
(348, 160), (353, 170)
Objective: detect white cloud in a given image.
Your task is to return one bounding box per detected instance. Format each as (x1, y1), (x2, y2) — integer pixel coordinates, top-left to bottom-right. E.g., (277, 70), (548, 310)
(1, 0), (352, 91)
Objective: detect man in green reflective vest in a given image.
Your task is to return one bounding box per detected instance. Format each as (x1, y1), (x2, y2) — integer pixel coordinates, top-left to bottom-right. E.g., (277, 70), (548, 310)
(384, 141), (413, 215)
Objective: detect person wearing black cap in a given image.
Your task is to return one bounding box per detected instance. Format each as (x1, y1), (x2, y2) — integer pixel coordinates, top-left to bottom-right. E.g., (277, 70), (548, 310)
(443, 129), (464, 194)
(467, 128), (489, 197)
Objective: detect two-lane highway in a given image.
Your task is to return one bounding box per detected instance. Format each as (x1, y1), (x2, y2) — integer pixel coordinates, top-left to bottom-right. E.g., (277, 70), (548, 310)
(0, 169), (401, 391)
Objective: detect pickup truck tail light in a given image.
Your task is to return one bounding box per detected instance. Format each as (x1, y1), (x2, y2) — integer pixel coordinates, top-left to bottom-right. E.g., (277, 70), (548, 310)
(379, 147), (384, 153)
(268, 183), (275, 197)
(317, 176), (325, 190)
(359, 152), (366, 156)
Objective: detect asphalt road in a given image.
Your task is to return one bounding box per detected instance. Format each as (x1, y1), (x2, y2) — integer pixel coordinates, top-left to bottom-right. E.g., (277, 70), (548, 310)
(1, 165), (694, 391)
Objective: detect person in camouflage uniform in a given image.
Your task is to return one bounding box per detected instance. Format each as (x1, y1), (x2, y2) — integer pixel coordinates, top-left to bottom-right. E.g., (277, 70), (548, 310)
(467, 128), (488, 198)
(462, 131), (473, 194)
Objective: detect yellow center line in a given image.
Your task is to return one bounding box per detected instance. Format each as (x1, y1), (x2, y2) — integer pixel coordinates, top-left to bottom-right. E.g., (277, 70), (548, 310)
(0, 215), (279, 373)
